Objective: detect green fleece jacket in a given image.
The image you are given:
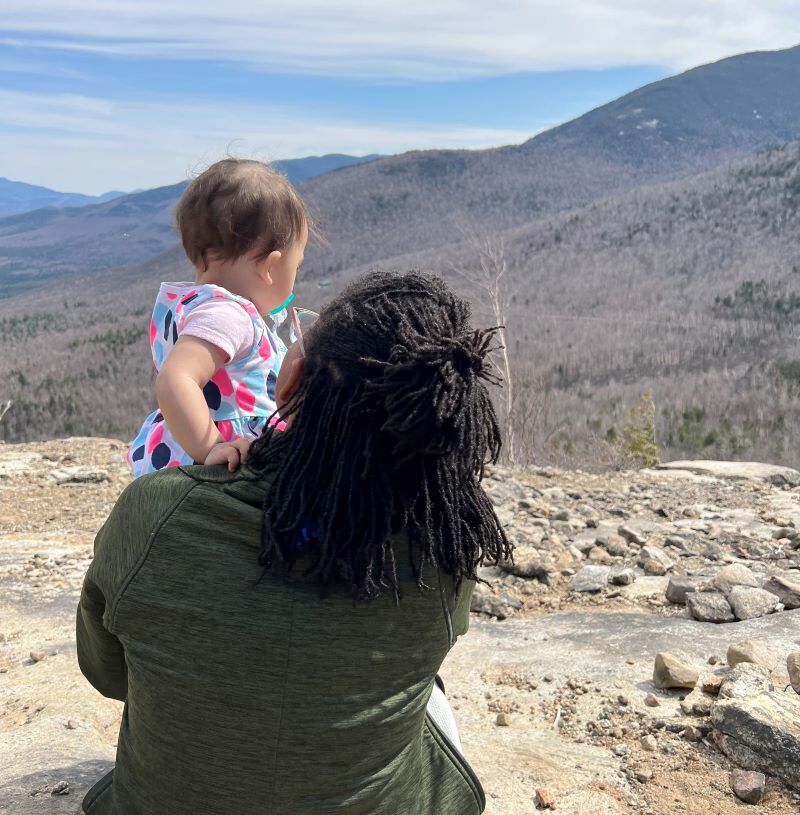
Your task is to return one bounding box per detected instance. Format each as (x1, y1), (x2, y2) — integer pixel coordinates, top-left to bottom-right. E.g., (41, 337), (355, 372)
(76, 464), (484, 815)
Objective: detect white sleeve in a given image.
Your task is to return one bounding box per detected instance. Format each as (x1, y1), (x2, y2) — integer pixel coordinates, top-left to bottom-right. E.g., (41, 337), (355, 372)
(180, 300), (255, 362)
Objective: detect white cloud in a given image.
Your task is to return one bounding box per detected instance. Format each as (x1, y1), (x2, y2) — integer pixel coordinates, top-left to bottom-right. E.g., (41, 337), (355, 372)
(2, 0), (799, 80)
(0, 89), (536, 193)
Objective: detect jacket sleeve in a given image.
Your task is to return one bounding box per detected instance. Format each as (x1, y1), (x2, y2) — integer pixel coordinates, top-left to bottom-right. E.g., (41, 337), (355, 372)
(76, 538), (128, 701)
(76, 470), (195, 701)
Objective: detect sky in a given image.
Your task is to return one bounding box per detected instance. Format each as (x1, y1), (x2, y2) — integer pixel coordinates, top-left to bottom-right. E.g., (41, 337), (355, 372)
(2, 1), (799, 194)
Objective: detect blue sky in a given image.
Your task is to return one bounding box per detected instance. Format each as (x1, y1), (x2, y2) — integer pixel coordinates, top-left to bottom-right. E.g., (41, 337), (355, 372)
(2, 1), (799, 194)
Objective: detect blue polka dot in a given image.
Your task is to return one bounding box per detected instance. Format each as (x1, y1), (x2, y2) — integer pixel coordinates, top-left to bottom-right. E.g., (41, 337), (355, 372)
(203, 381), (222, 410)
(151, 443), (171, 470)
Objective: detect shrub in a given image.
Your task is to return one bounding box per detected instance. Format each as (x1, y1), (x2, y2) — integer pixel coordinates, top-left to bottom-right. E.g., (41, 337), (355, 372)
(621, 389), (660, 467)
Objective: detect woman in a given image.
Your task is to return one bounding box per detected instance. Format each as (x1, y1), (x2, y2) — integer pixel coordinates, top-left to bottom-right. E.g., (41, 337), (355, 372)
(77, 270), (512, 814)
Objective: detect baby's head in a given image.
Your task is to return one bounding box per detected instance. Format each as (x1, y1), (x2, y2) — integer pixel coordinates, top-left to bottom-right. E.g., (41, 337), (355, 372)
(176, 158), (310, 314)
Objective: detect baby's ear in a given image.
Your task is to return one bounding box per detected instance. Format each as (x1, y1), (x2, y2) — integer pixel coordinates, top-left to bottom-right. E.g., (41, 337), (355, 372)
(257, 250), (283, 284)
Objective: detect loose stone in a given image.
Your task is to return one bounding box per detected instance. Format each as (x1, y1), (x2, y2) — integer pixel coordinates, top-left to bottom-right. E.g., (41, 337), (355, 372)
(640, 734), (657, 751)
(728, 586), (780, 621)
(686, 591), (735, 623)
(727, 640), (779, 673)
(653, 652), (698, 689)
(728, 770), (766, 805)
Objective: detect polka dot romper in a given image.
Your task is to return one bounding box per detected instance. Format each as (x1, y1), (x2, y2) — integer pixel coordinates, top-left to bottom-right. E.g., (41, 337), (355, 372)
(127, 282), (286, 478)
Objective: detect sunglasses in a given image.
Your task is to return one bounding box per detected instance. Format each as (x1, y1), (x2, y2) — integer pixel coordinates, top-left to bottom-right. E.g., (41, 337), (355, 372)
(275, 306), (319, 357)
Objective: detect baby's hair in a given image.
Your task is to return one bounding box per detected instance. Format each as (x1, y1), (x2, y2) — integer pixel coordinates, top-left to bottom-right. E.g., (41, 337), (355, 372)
(176, 158), (312, 271)
(248, 270), (513, 601)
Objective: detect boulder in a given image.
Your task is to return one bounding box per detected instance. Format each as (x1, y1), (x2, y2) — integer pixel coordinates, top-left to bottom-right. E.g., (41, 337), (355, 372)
(763, 575), (800, 610)
(48, 466), (109, 485)
(572, 534), (598, 554)
(711, 564), (759, 596)
(656, 460), (800, 486)
(610, 568), (636, 586)
(686, 591), (735, 623)
(643, 559), (667, 576)
(618, 525), (647, 546)
(665, 576), (696, 605)
(788, 653), (800, 695)
(702, 675), (723, 695)
(637, 545), (674, 570)
(729, 770), (766, 804)
(727, 640), (780, 673)
(598, 534), (629, 556)
(728, 586), (781, 621)
(470, 584), (522, 619)
(588, 546), (613, 564)
(498, 551), (553, 584)
(718, 663), (773, 700)
(713, 691), (800, 789)
(653, 652), (698, 689)
(570, 566), (610, 593)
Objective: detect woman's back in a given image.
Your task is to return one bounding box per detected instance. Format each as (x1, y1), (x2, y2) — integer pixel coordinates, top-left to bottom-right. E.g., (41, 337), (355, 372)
(78, 466), (482, 815)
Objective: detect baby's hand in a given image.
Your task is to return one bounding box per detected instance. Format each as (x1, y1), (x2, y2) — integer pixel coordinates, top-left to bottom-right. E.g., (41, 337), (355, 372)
(205, 438), (253, 472)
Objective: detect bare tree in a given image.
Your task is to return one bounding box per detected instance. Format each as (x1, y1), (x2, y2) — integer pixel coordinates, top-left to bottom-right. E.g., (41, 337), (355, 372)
(0, 400), (11, 439)
(450, 228), (516, 463)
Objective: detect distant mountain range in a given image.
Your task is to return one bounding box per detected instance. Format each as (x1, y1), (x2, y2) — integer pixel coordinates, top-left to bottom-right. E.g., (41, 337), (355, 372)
(1, 46), (799, 296)
(0, 153), (380, 295)
(0, 178), (127, 219)
(1, 45), (800, 466)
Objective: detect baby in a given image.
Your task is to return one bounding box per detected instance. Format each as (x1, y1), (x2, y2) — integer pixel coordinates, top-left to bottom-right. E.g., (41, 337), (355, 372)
(127, 159), (310, 477)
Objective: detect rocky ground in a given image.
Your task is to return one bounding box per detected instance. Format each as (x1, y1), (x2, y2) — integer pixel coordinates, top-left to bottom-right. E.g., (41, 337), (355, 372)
(1, 441), (800, 814)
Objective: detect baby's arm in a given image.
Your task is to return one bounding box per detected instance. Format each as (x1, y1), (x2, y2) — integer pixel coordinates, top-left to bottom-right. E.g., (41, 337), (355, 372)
(156, 336), (227, 463)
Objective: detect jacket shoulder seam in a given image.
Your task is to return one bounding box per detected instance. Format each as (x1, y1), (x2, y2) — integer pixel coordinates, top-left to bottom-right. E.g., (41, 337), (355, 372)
(107, 478), (201, 630)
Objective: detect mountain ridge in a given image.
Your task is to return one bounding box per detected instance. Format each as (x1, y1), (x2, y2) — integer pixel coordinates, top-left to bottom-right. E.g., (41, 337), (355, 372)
(0, 154), (382, 296)
(0, 177), (126, 219)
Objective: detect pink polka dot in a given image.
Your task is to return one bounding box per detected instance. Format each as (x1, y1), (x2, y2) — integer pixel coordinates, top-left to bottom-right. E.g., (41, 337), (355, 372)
(168, 459), (181, 468)
(166, 292), (178, 301)
(216, 420), (234, 442)
(147, 424), (164, 453)
(149, 319), (157, 344)
(235, 383), (256, 413)
(257, 338), (273, 360)
(268, 416), (287, 432)
(211, 369), (234, 397)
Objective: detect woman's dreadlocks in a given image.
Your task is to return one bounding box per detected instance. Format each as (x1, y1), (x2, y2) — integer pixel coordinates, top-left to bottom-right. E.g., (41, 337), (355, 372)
(248, 270), (513, 601)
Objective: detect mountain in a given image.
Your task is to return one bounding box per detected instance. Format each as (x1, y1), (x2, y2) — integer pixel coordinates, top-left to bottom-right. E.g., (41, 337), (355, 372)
(0, 182), (186, 297)
(0, 154), (381, 296)
(276, 153), (381, 184)
(0, 178), (126, 219)
(5, 44), (794, 297)
(296, 44), (800, 282)
(2, 45), (800, 464)
(2, 140), (799, 466)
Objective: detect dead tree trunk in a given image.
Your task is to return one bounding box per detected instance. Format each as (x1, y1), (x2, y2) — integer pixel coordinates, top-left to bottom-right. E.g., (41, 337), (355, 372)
(451, 232), (516, 463)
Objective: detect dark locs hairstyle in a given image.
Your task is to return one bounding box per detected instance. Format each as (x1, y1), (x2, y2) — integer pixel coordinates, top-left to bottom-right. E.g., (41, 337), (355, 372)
(248, 270), (513, 601)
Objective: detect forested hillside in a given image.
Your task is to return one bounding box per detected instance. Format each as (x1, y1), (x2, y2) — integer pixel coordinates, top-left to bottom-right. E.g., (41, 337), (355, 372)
(2, 142), (799, 467)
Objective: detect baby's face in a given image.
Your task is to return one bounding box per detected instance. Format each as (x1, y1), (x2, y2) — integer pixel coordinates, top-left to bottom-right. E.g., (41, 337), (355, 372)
(265, 224), (308, 310)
